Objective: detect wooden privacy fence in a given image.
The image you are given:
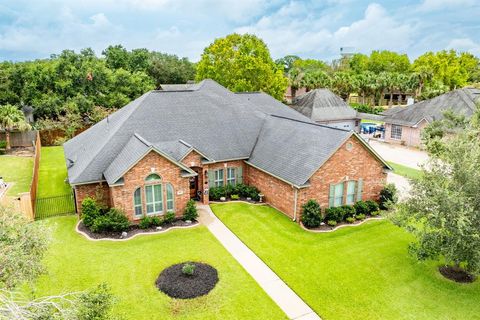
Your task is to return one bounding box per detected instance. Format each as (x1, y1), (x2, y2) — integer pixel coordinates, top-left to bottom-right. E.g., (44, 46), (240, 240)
(0, 130), (38, 147)
(30, 131), (41, 214)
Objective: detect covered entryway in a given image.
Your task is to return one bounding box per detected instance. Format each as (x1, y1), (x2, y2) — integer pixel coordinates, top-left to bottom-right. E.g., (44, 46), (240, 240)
(189, 167), (202, 201)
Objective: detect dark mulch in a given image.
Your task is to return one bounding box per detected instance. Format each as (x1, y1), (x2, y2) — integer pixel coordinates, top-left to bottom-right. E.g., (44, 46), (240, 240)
(211, 197), (262, 204)
(156, 262), (218, 299)
(78, 220), (198, 240)
(304, 215), (380, 231)
(439, 265), (476, 283)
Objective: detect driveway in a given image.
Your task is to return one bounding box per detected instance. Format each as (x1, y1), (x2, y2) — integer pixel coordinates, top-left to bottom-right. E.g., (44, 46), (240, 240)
(387, 173), (410, 200)
(369, 140), (429, 169)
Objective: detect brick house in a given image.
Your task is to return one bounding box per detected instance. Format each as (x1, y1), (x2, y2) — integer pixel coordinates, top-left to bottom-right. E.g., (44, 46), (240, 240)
(64, 80), (391, 222)
(382, 88), (480, 147)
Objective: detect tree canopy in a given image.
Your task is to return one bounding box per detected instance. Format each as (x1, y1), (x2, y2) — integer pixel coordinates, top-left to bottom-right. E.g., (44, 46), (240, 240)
(196, 33), (287, 100)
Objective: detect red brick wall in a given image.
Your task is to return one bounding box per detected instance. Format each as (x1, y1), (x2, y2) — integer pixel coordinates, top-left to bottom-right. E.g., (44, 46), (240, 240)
(246, 136), (387, 221)
(74, 182), (111, 215)
(110, 150), (191, 221)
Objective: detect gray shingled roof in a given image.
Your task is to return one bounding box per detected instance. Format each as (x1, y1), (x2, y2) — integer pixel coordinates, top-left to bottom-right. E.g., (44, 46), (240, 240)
(290, 89), (358, 122)
(247, 116), (353, 186)
(65, 80), (389, 187)
(382, 88), (480, 126)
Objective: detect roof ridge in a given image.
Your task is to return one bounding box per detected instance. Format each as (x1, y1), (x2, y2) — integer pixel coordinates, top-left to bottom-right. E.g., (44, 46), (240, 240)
(456, 89), (476, 112)
(70, 92), (152, 182)
(270, 114), (351, 132)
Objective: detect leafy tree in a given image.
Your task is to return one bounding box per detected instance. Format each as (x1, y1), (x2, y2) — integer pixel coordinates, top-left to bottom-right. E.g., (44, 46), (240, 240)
(331, 71), (355, 100)
(367, 50), (411, 74)
(147, 52), (196, 87)
(391, 108), (480, 276)
(196, 33), (287, 100)
(0, 205), (50, 289)
(349, 53), (369, 73)
(275, 55), (300, 74)
(103, 44), (130, 70)
(293, 58), (329, 72)
(301, 70), (331, 90)
(0, 104), (31, 150)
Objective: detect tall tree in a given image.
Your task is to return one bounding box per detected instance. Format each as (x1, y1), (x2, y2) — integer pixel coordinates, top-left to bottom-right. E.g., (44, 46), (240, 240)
(275, 55), (300, 74)
(147, 52), (196, 87)
(0, 104), (30, 150)
(196, 33), (288, 100)
(331, 72), (355, 101)
(367, 50), (411, 74)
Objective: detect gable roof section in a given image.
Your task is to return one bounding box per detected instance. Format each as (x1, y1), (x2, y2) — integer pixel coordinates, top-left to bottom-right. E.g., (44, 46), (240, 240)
(382, 88), (480, 126)
(291, 89), (358, 122)
(64, 79), (313, 185)
(103, 134), (196, 185)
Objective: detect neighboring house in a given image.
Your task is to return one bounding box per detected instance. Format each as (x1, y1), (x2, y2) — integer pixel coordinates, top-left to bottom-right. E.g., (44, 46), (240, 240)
(290, 88), (360, 131)
(64, 80), (391, 222)
(382, 88), (480, 147)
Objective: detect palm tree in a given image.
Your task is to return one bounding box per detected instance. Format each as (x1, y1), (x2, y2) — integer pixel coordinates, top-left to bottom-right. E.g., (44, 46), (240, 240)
(355, 71), (376, 105)
(331, 71), (355, 101)
(0, 104), (31, 150)
(287, 67), (304, 100)
(301, 70), (331, 90)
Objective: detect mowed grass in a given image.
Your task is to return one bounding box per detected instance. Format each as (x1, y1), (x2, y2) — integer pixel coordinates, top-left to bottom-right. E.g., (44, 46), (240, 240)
(37, 146), (71, 197)
(211, 203), (480, 320)
(0, 155), (33, 196)
(387, 161), (422, 180)
(32, 216), (286, 320)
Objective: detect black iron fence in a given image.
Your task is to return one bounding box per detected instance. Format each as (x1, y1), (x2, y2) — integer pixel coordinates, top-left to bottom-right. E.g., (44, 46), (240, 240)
(35, 193), (76, 220)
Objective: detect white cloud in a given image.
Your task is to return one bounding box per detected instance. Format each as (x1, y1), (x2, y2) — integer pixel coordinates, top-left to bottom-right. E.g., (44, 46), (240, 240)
(447, 38), (480, 55)
(235, 3), (413, 59)
(418, 0), (475, 12)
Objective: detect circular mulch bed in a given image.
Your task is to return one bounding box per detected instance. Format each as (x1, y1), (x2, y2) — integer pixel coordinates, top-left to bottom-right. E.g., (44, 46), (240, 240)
(156, 262), (218, 299)
(439, 265), (476, 283)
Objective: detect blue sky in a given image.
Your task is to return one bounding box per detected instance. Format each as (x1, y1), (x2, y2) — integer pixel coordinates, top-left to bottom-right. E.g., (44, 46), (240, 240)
(0, 0), (479, 62)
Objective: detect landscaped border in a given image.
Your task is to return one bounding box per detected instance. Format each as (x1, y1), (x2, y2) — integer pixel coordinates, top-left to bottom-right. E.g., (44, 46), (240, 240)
(209, 200), (266, 206)
(75, 220), (200, 242)
(300, 216), (384, 233)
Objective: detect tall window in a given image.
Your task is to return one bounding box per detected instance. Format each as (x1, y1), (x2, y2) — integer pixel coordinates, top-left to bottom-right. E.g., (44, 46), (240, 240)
(226, 168), (236, 185)
(214, 169), (224, 187)
(133, 187), (143, 217)
(166, 183), (174, 211)
(333, 183), (344, 207)
(391, 125), (402, 140)
(145, 184), (163, 214)
(346, 181), (356, 205)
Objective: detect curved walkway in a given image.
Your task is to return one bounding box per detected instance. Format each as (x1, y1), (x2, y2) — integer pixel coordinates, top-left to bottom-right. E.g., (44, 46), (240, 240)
(197, 204), (321, 320)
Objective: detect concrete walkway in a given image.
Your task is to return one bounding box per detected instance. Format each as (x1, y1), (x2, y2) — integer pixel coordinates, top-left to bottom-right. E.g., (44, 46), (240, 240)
(197, 204), (320, 320)
(369, 140), (428, 169)
(387, 172), (411, 200)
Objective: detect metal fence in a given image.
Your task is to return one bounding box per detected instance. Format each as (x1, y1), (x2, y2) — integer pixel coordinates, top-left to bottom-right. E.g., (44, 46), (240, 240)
(35, 193), (76, 220)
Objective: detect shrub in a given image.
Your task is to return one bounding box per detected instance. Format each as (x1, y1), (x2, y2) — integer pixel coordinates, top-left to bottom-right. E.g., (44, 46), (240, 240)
(233, 183), (248, 196)
(0, 140), (6, 149)
(327, 220), (337, 227)
(182, 263), (195, 276)
(231, 194), (239, 200)
(324, 207), (343, 222)
(365, 200), (380, 214)
(183, 199), (198, 221)
(90, 209), (129, 233)
(163, 211), (175, 224)
(370, 210), (380, 216)
(81, 197), (100, 228)
(224, 184), (234, 197)
(354, 201), (369, 215)
(209, 186), (225, 201)
(379, 183), (398, 210)
(301, 199), (322, 228)
(150, 216), (163, 226)
(340, 205), (356, 219)
(346, 216), (355, 223)
(139, 217), (152, 229)
(245, 185), (260, 201)
(356, 213), (366, 220)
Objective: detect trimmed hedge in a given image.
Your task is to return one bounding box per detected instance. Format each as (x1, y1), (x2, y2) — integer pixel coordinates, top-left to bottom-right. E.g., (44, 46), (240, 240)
(209, 183), (260, 201)
(301, 199), (322, 228)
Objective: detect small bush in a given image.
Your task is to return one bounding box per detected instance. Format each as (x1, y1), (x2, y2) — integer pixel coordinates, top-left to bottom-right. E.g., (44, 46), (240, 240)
(183, 199), (198, 221)
(327, 220), (337, 227)
(139, 217), (152, 229)
(301, 199), (322, 228)
(224, 184), (234, 197)
(354, 201), (369, 215)
(356, 213), (366, 220)
(209, 186), (225, 201)
(91, 209), (129, 233)
(231, 194), (239, 200)
(370, 210), (380, 216)
(151, 216), (162, 226)
(163, 211), (175, 224)
(81, 197), (101, 228)
(182, 263), (195, 276)
(324, 207), (343, 222)
(365, 200), (380, 214)
(0, 140), (6, 149)
(379, 183), (398, 210)
(346, 216), (355, 223)
(340, 205), (356, 219)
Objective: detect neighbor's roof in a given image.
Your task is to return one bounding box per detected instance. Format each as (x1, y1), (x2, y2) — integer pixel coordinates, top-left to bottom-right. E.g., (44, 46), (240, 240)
(382, 88), (480, 126)
(290, 89), (358, 122)
(64, 80), (390, 187)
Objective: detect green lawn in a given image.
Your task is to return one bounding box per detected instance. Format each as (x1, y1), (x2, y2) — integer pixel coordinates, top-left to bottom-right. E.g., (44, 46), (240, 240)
(32, 216), (286, 320)
(211, 203), (480, 320)
(37, 146), (71, 197)
(387, 161), (422, 180)
(0, 155), (33, 196)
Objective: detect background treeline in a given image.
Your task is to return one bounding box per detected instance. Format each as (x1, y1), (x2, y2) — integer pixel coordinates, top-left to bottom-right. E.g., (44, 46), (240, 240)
(277, 49), (480, 107)
(0, 45), (195, 128)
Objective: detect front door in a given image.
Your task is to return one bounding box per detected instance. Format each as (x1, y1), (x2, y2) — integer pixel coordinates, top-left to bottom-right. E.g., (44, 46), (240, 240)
(189, 176), (198, 199)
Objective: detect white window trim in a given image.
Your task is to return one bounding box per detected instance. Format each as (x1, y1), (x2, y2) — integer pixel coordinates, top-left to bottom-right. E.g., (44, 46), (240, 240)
(333, 183), (344, 207)
(214, 169), (224, 187)
(345, 181), (356, 205)
(226, 168), (236, 185)
(166, 183), (175, 212)
(145, 184), (163, 215)
(391, 124), (403, 140)
(133, 187), (143, 217)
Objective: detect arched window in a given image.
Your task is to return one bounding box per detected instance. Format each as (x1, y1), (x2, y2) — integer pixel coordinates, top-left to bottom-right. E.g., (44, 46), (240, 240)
(133, 187), (143, 217)
(145, 173), (161, 182)
(166, 183), (174, 211)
